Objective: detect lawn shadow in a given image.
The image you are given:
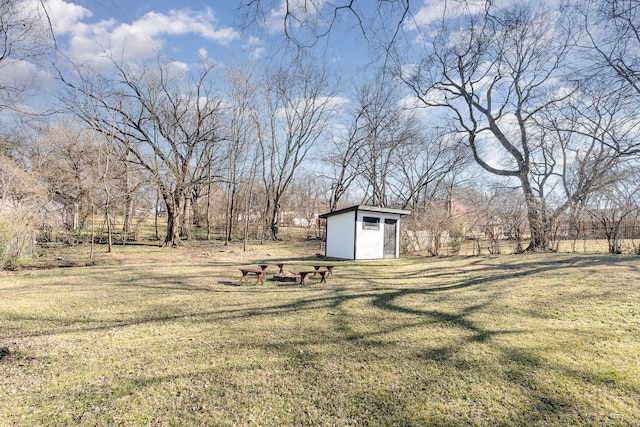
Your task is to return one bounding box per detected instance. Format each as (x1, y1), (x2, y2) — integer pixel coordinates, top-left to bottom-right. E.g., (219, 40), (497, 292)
(219, 281), (243, 287)
(6, 252), (637, 425)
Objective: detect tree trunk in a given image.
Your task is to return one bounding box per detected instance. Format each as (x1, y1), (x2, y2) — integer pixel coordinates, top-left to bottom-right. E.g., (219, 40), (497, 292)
(90, 204), (95, 260)
(162, 191), (184, 247)
(262, 195), (274, 241)
(206, 182), (212, 240)
(523, 196), (552, 252)
(122, 163), (133, 237)
(227, 185), (236, 242)
(521, 176), (552, 252)
(154, 191), (160, 241)
(268, 194), (281, 240)
(225, 182), (237, 244)
(243, 185), (252, 252)
(106, 201), (113, 253)
(182, 196), (192, 241)
(268, 215), (279, 240)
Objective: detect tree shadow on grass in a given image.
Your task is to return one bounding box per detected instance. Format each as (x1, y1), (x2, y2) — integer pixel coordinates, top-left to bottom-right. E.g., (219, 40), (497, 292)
(5, 253), (638, 424)
(219, 281), (243, 287)
(4, 254), (612, 340)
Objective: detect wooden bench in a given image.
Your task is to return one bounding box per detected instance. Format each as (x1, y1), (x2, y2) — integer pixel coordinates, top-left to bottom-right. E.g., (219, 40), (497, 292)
(258, 263), (286, 274)
(298, 269), (329, 285)
(241, 264), (333, 286)
(313, 265), (334, 276)
(239, 268), (265, 285)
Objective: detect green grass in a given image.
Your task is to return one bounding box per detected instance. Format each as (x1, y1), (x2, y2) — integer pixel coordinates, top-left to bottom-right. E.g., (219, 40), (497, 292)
(1, 241), (639, 426)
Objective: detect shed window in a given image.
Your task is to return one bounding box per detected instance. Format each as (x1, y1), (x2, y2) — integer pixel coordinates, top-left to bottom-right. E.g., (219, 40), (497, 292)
(362, 216), (380, 230)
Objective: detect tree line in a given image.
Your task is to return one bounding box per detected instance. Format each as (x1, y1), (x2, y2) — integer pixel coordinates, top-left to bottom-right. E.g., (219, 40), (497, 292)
(1, 0), (639, 268)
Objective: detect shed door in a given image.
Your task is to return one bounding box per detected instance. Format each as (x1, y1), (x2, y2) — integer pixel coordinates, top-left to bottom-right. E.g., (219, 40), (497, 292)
(383, 219), (397, 258)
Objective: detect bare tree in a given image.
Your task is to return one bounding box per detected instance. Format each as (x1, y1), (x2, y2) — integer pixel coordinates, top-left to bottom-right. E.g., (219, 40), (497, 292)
(29, 125), (98, 236)
(474, 184), (528, 254)
(256, 57), (339, 239)
(238, 0), (411, 51)
(537, 79), (636, 242)
(0, 0), (54, 111)
(92, 132), (145, 251)
(391, 130), (470, 211)
(242, 1), (639, 249)
(0, 139), (46, 268)
(322, 98), (366, 212)
(397, 4), (584, 251)
(286, 172), (326, 229)
(404, 199), (454, 257)
(221, 63), (260, 243)
(115, 152), (150, 242)
(60, 56), (225, 247)
(587, 166), (640, 254)
(581, 0), (640, 97)
(323, 71), (469, 215)
(350, 77), (416, 207)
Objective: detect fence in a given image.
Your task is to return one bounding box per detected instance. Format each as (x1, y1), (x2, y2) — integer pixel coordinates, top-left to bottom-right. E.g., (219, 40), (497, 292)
(402, 225), (640, 256)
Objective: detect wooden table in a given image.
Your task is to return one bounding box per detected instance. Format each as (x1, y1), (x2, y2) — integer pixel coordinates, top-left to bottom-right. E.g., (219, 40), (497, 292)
(239, 268), (265, 285)
(299, 269), (329, 285)
(313, 265), (334, 276)
(259, 263), (285, 274)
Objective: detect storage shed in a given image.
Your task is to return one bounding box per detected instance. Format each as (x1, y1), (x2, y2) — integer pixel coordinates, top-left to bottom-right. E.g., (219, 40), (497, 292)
(319, 205), (411, 260)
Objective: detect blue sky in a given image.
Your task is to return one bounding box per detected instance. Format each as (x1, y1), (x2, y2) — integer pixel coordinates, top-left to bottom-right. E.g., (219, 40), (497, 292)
(22, 0), (539, 92)
(7, 0), (538, 119)
(41, 0), (380, 72)
(47, 1), (248, 65)
(42, 0), (521, 72)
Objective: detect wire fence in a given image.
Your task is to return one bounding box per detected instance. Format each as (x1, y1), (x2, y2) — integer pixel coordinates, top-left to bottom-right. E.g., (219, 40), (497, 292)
(402, 223), (640, 257)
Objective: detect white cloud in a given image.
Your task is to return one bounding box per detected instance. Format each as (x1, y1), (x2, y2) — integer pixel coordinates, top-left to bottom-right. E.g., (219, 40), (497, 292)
(408, 0), (487, 30)
(246, 36), (262, 46)
(251, 47), (265, 61)
(265, 0), (329, 34)
(45, 1), (240, 64)
(399, 63), (419, 81)
(409, 0), (534, 30)
(243, 36), (265, 60)
(39, 0), (93, 36)
(399, 94), (433, 111)
(0, 58), (54, 114)
(0, 58), (52, 91)
(166, 61), (189, 74)
(132, 9), (239, 44)
(319, 95), (350, 111)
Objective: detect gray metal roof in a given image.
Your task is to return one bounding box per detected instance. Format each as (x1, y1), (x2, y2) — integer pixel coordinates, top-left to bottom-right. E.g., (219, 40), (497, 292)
(319, 205), (411, 219)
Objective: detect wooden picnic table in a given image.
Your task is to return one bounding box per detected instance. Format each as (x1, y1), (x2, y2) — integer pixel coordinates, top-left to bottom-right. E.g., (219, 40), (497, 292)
(298, 269), (331, 285)
(312, 265), (334, 276)
(241, 263), (334, 286)
(258, 263), (285, 274)
(239, 268), (266, 285)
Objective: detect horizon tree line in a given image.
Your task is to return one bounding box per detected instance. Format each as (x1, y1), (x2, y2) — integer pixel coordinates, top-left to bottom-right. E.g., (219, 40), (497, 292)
(0, 0), (639, 267)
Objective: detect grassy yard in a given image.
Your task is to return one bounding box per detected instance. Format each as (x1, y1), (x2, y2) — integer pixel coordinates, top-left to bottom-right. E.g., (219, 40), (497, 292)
(1, 241), (639, 426)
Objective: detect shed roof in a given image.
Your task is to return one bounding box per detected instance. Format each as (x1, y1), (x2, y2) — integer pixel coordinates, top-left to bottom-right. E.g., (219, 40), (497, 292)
(319, 205), (411, 219)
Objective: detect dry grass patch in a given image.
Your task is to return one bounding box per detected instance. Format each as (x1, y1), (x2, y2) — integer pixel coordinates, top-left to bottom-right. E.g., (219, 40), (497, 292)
(1, 241), (639, 426)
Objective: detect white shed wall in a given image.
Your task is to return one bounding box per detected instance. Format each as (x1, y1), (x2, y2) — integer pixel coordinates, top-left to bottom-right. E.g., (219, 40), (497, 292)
(355, 212), (401, 260)
(325, 211), (356, 259)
